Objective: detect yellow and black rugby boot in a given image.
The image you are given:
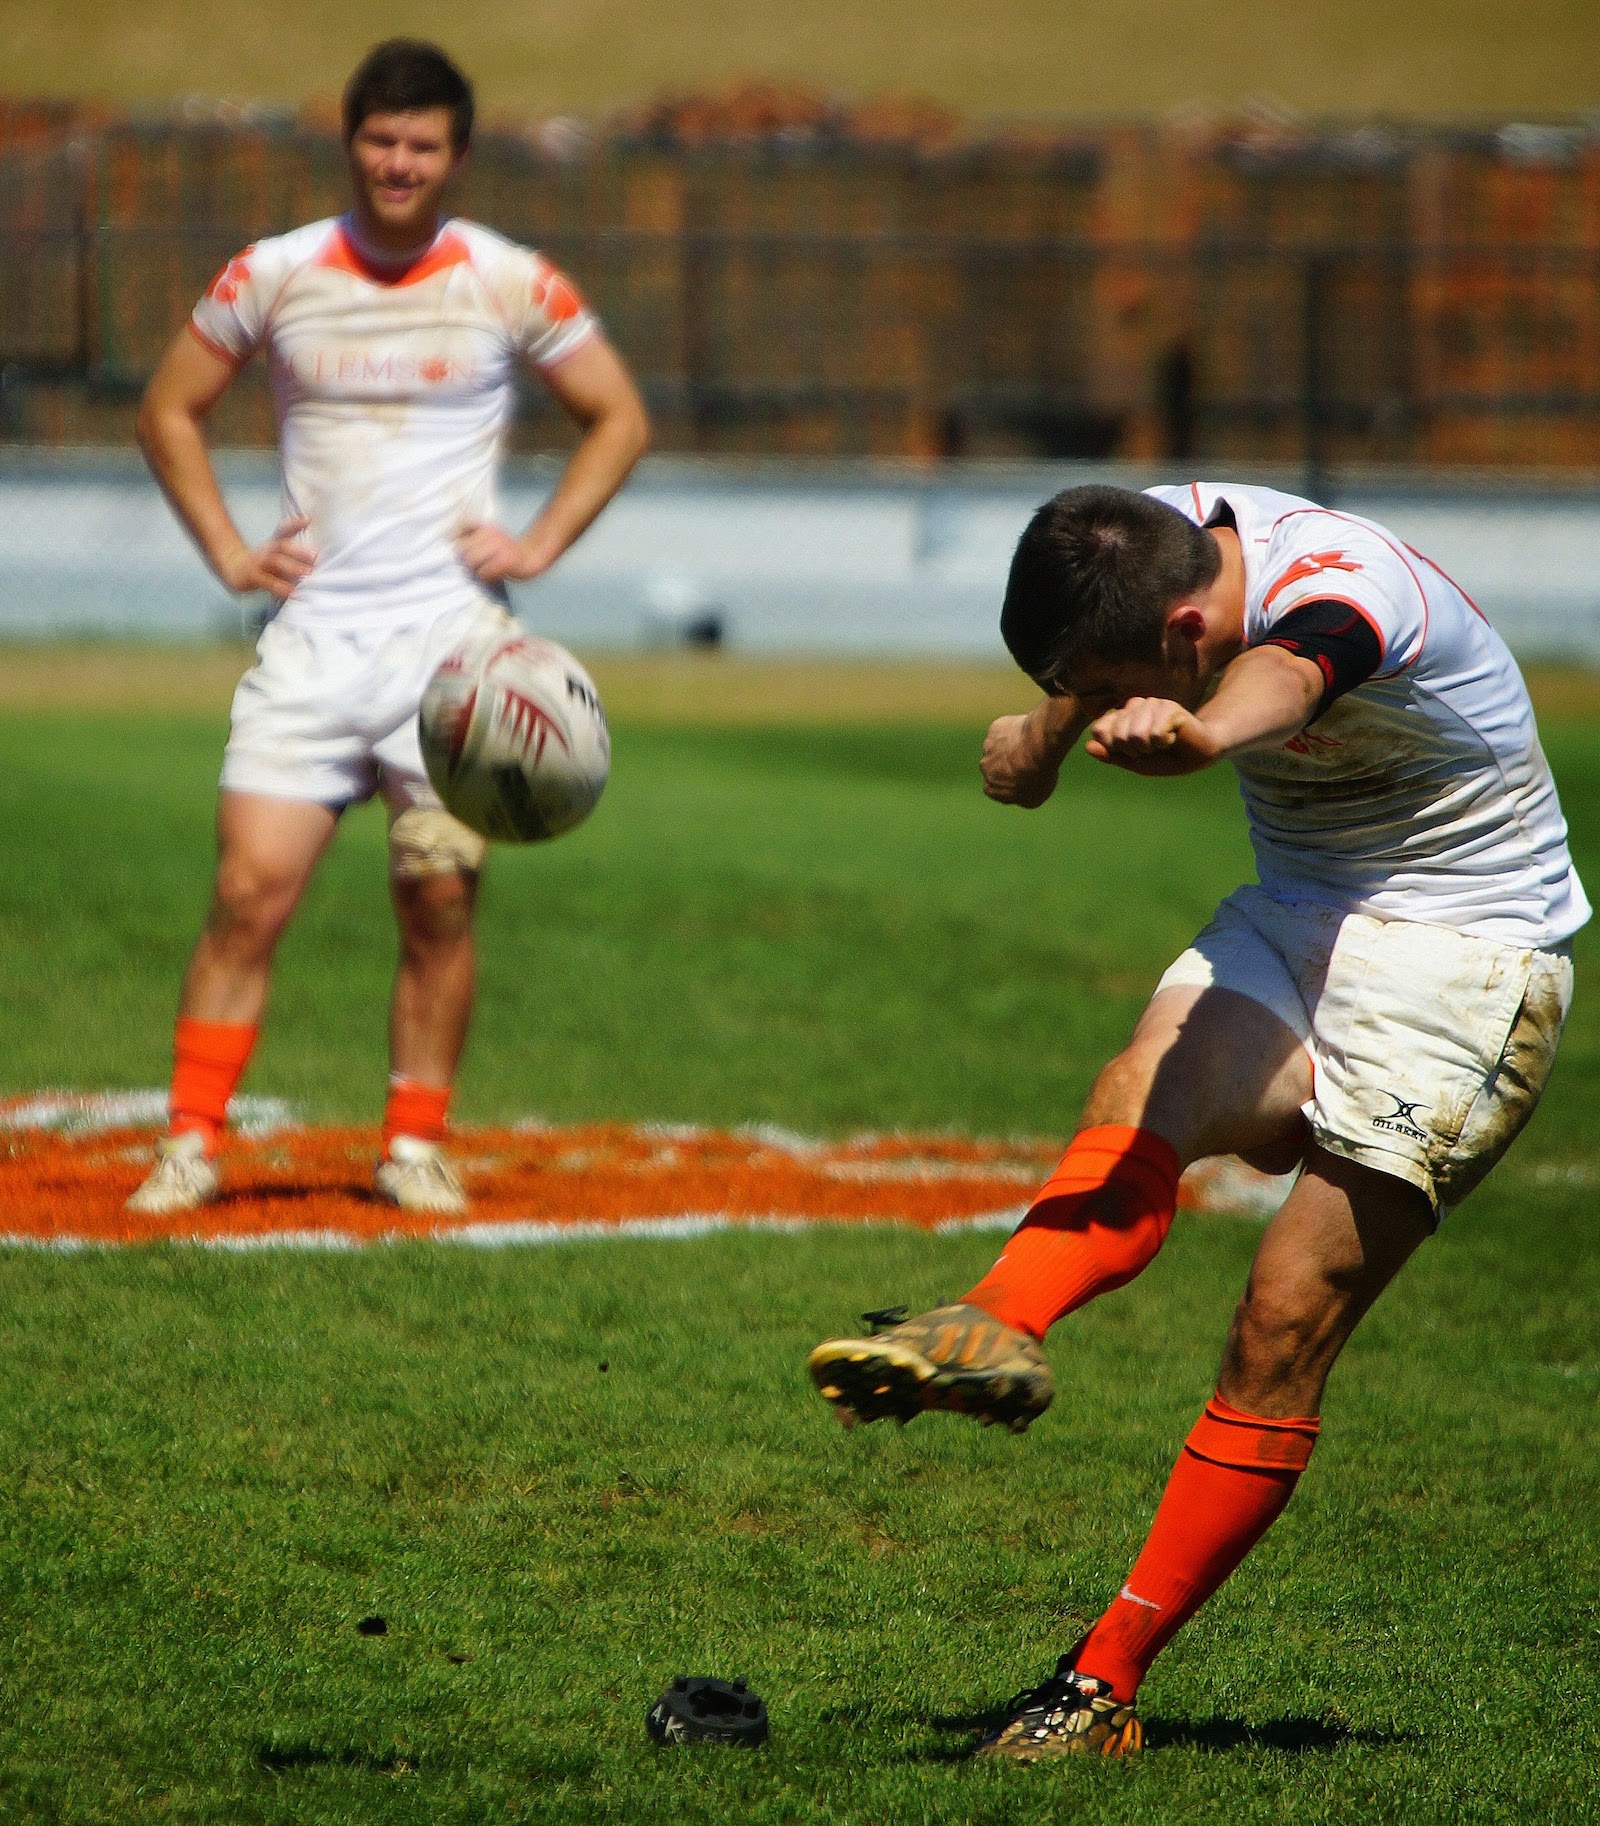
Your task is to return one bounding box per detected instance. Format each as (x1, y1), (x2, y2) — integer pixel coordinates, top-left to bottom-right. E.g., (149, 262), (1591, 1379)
(975, 1663), (1142, 1762)
(806, 1302), (1054, 1431)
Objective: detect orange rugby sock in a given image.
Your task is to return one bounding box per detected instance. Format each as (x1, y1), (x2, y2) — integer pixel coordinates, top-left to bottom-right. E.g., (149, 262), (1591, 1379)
(1073, 1394), (1321, 1701)
(169, 1016), (258, 1156)
(962, 1125), (1182, 1339)
(383, 1077), (451, 1151)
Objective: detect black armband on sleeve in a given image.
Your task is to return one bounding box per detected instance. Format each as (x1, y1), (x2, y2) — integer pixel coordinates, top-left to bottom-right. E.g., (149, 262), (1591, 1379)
(1260, 599), (1384, 715)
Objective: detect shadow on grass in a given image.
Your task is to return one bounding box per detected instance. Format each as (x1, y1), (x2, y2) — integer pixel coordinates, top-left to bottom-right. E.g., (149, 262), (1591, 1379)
(256, 1739), (601, 1784)
(893, 1705), (1412, 1764)
(1143, 1715), (1414, 1754)
(214, 1186), (377, 1207)
(256, 1740), (419, 1775)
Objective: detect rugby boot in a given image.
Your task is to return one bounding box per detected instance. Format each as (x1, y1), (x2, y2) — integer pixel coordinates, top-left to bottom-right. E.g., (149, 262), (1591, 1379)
(125, 1130), (220, 1215)
(807, 1301), (1053, 1431)
(974, 1662), (1142, 1762)
(373, 1135), (468, 1215)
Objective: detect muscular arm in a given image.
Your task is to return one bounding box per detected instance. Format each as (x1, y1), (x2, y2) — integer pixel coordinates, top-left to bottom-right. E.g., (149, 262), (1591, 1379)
(135, 329), (314, 599)
(457, 335), (650, 585)
(981, 693), (1095, 807)
(1086, 644), (1327, 776)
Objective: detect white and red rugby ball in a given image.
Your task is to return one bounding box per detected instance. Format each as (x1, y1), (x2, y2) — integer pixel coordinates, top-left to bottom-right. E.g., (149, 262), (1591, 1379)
(419, 634), (610, 842)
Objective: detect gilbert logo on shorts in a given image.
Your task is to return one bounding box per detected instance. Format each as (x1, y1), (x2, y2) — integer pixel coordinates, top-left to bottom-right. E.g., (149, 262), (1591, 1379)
(1371, 1091), (1430, 1142)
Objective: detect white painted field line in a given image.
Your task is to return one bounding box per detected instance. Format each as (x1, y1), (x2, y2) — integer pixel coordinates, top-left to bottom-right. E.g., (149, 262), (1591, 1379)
(0, 1208), (1030, 1253)
(0, 1089), (1054, 1160)
(0, 1089), (295, 1139)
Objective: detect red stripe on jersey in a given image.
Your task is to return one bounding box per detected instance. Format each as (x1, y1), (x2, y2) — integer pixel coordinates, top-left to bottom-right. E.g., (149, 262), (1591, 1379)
(1404, 541), (1490, 623)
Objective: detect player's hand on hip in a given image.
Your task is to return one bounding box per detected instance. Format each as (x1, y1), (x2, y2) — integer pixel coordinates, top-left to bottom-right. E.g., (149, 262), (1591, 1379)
(221, 517), (316, 600)
(982, 713), (1063, 807)
(1085, 698), (1222, 775)
(456, 521), (554, 585)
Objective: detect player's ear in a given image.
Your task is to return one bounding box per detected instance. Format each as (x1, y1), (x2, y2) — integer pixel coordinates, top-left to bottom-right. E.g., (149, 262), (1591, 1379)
(1164, 603), (1207, 652)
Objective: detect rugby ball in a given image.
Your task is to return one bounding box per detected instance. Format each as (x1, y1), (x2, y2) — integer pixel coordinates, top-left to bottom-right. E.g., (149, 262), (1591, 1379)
(419, 635), (610, 842)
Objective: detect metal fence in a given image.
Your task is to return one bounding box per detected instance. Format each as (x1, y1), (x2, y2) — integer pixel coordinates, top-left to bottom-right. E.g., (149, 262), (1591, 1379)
(5, 117), (1600, 477)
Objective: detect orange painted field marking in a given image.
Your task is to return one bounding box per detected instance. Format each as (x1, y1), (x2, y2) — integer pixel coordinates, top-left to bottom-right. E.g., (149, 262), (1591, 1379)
(0, 1096), (1290, 1248)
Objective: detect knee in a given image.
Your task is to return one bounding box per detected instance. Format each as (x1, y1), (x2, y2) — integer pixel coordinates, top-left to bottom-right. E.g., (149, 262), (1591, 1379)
(1222, 1278), (1334, 1402)
(208, 859), (301, 949)
(395, 872), (476, 950)
(1081, 1043), (1163, 1125)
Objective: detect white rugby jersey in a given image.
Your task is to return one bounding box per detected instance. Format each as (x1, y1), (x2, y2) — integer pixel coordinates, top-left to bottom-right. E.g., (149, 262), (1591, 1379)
(190, 215), (597, 627)
(1145, 482), (1589, 947)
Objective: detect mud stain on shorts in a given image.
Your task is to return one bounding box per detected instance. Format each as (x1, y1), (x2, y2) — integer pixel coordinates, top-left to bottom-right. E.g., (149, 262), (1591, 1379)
(1435, 946), (1574, 1211)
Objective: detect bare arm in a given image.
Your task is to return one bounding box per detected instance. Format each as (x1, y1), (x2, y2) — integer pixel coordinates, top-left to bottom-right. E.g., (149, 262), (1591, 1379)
(1085, 645), (1326, 777)
(981, 693), (1096, 807)
(135, 328), (315, 599)
(457, 334), (650, 585)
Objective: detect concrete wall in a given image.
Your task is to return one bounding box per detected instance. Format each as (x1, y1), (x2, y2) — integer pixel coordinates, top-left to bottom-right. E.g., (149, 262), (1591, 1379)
(4, 452), (1600, 662)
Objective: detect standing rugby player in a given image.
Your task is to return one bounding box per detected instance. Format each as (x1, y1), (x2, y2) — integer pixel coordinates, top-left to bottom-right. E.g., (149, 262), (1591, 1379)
(128, 40), (649, 1215)
(808, 482), (1587, 1756)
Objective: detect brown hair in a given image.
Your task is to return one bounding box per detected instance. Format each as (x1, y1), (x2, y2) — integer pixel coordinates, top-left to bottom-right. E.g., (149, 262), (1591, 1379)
(1001, 485), (1221, 688)
(343, 40), (474, 153)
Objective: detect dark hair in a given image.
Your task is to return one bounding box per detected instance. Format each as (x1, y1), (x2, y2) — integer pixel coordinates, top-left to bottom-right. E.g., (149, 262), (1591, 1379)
(343, 40), (475, 152)
(1000, 485), (1221, 688)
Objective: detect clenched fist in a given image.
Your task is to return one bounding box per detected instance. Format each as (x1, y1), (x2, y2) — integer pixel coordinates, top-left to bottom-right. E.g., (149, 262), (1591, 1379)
(982, 711), (1066, 807)
(1085, 697), (1222, 775)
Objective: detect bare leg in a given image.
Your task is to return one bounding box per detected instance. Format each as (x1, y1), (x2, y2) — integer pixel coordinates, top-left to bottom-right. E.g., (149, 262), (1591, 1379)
(810, 985), (1318, 1425)
(1049, 1146), (1435, 1714)
(1218, 1143), (1434, 1416)
(180, 791), (340, 1022)
(1078, 984), (1313, 1168)
(388, 866), (479, 1087)
(128, 792), (339, 1210)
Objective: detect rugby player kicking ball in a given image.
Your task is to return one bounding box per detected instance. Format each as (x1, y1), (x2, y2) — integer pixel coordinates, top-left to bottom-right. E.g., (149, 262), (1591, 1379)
(128, 41), (649, 1215)
(809, 482), (1587, 1757)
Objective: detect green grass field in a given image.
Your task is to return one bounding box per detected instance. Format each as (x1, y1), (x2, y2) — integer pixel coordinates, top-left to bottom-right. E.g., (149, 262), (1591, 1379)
(1, 684), (1598, 1822)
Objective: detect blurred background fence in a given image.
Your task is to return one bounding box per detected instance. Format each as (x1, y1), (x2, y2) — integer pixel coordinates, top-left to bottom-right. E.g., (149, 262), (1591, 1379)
(5, 92), (1600, 479)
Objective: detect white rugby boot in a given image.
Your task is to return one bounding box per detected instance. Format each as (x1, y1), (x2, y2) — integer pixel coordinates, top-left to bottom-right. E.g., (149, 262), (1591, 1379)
(126, 1131), (220, 1215)
(373, 1135), (468, 1215)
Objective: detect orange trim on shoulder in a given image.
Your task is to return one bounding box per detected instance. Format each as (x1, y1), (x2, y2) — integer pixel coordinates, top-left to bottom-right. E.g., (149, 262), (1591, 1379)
(1190, 481), (1204, 517)
(1271, 506), (1431, 660)
(315, 221), (472, 288)
(186, 320), (247, 367)
(1262, 548), (1365, 614)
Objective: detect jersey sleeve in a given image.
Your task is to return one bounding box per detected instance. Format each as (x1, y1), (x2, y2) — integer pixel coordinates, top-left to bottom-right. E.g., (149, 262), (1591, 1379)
(514, 254), (599, 368)
(189, 245), (272, 363)
(1251, 518), (1426, 677)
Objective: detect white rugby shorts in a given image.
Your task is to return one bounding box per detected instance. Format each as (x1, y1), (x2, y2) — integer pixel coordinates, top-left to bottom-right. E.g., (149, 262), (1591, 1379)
(1155, 884), (1573, 1214)
(220, 600), (516, 814)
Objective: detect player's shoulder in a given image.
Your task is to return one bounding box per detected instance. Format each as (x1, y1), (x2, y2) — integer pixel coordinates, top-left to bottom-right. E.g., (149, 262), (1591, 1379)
(233, 216), (343, 281)
(1250, 501), (1432, 669)
(448, 217), (541, 277)
(201, 218), (337, 304)
(1260, 501), (1420, 596)
(447, 220), (594, 348)
(194, 217), (342, 351)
